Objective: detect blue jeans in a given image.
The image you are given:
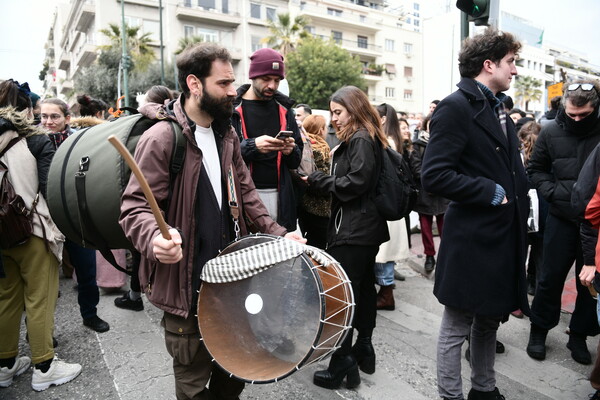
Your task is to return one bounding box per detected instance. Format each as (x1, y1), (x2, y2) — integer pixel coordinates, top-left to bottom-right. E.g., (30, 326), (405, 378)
(374, 262), (395, 286)
(65, 239), (99, 320)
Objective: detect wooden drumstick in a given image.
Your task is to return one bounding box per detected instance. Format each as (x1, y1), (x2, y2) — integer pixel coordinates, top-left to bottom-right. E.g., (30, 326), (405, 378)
(108, 135), (172, 241)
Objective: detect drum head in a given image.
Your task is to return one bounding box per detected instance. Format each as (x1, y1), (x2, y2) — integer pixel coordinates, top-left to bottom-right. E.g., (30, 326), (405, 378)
(198, 235), (324, 383)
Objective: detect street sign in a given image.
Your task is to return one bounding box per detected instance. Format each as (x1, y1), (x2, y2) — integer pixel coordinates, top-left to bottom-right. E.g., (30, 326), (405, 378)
(547, 82), (563, 105)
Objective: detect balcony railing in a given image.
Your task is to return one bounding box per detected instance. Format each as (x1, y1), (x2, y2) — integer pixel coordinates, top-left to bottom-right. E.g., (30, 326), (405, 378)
(313, 34), (382, 53)
(300, 2), (382, 27)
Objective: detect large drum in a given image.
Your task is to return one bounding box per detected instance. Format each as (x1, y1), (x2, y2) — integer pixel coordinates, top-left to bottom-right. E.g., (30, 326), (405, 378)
(197, 234), (354, 383)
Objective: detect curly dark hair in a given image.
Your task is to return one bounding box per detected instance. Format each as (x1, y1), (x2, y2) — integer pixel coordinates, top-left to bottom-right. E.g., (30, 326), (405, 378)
(458, 28), (521, 79)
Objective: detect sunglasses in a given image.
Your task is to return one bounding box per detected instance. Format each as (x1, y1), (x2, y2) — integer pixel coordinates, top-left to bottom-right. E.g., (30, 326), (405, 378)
(567, 83), (595, 91)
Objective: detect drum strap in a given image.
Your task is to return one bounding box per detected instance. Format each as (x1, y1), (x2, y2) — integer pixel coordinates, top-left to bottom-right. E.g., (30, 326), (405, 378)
(226, 165), (241, 239)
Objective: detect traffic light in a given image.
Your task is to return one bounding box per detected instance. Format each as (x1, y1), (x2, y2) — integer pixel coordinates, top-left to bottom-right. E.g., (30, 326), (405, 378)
(456, 0), (490, 26)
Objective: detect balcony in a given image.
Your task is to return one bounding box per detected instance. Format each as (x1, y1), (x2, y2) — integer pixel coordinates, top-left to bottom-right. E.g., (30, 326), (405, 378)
(75, 0), (95, 32)
(60, 80), (74, 95)
(175, 2), (241, 27)
(299, 2), (382, 33)
(75, 41), (97, 69)
(58, 52), (71, 71)
(362, 64), (384, 81)
(314, 35), (381, 59)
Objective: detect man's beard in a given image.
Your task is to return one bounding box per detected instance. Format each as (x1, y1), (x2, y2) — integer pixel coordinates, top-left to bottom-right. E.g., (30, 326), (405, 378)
(252, 85), (274, 100)
(200, 87), (234, 120)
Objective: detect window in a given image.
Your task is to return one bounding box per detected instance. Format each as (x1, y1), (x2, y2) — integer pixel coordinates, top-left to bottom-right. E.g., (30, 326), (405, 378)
(414, 2), (420, 10)
(385, 39), (395, 52)
(184, 25), (195, 38)
(385, 87), (395, 98)
(304, 25), (315, 35)
(404, 42), (413, 54)
(300, 1), (306, 10)
(198, 28), (218, 43)
(414, 19), (420, 27)
(222, 0), (228, 14)
(404, 66), (413, 77)
(142, 20), (160, 41)
(251, 35), (262, 52)
(266, 7), (276, 22)
(360, 15), (366, 23)
(124, 16), (141, 28)
(332, 31), (342, 44)
(250, 3), (260, 19)
(404, 89), (413, 100)
(357, 35), (368, 49)
(406, 17), (411, 24)
(327, 8), (342, 17)
(198, 0), (215, 9)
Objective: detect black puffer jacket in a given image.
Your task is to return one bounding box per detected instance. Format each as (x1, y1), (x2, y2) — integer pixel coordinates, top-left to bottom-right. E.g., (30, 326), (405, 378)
(308, 129), (389, 248)
(527, 108), (600, 222)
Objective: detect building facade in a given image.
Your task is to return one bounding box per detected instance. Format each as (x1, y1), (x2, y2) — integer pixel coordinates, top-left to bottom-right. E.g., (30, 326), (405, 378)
(42, 0), (424, 112)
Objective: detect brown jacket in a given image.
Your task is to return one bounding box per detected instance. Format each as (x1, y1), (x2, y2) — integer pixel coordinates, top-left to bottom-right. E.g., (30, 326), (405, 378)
(119, 97), (286, 318)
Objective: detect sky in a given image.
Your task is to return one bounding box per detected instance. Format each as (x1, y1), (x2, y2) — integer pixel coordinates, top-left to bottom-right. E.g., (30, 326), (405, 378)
(1, 0), (599, 95)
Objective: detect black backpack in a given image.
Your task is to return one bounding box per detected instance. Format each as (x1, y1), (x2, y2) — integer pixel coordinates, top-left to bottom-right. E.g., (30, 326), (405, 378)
(374, 146), (418, 221)
(47, 113), (185, 273)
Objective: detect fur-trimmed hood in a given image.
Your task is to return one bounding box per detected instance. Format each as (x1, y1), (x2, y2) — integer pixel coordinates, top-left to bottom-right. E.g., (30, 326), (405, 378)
(70, 116), (106, 130)
(0, 106), (47, 138)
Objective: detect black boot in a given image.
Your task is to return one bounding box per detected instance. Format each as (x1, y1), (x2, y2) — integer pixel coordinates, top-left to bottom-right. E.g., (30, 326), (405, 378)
(313, 354), (360, 389)
(351, 337), (375, 374)
(567, 332), (591, 365)
(424, 255), (436, 273)
(467, 387), (505, 399)
(526, 323), (548, 360)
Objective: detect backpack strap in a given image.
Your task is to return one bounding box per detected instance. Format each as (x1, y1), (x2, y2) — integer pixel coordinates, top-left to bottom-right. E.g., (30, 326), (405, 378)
(0, 137), (23, 158)
(74, 156), (131, 274)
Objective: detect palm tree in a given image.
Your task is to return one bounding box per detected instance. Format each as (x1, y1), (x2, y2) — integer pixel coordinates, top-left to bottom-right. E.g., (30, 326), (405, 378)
(262, 13), (311, 56)
(514, 75), (543, 111)
(99, 23), (155, 71)
(175, 36), (204, 55)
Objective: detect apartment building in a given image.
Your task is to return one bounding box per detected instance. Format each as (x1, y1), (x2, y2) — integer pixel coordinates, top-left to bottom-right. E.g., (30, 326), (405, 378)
(42, 0), (423, 112)
(422, 7), (600, 114)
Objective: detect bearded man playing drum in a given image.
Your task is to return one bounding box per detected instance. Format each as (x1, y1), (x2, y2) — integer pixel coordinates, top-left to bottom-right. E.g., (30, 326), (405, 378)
(119, 43), (304, 400)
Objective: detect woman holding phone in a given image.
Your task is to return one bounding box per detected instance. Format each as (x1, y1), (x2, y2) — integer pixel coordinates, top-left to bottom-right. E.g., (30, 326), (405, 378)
(302, 86), (389, 389)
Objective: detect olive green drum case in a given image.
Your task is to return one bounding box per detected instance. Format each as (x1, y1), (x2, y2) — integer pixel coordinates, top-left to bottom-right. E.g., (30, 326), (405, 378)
(47, 113), (184, 272)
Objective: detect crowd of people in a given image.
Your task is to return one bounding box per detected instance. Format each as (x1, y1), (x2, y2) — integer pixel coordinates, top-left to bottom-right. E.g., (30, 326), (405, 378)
(0, 28), (600, 400)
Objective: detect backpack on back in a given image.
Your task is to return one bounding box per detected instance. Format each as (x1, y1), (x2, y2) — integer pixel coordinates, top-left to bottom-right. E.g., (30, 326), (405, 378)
(374, 146), (418, 221)
(47, 113), (185, 272)
(0, 138), (36, 248)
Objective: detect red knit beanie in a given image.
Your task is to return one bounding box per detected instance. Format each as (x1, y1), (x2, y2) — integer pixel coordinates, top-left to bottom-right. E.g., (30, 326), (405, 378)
(248, 48), (285, 79)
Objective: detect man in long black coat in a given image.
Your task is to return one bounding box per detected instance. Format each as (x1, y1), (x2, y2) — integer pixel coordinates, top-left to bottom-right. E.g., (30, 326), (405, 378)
(421, 29), (529, 400)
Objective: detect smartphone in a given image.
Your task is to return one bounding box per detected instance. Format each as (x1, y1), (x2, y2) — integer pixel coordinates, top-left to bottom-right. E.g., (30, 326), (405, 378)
(275, 130), (293, 140)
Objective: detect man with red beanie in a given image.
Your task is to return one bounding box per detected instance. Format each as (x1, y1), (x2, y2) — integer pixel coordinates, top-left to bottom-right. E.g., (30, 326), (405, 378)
(232, 48), (302, 232)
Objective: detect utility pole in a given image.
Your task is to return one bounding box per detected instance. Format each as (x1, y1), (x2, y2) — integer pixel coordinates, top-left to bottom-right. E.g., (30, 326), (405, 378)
(121, 0), (130, 107)
(159, 0), (165, 85)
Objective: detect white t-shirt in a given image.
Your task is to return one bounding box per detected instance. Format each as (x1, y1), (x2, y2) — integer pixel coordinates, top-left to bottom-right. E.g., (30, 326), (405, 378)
(194, 125), (222, 209)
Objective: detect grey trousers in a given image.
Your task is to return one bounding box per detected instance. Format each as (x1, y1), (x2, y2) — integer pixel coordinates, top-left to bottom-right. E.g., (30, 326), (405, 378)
(437, 306), (503, 399)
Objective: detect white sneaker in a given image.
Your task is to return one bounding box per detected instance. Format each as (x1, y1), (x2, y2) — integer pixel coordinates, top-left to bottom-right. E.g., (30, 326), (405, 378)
(0, 356), (31, 387)
(31, 357), (82, 392)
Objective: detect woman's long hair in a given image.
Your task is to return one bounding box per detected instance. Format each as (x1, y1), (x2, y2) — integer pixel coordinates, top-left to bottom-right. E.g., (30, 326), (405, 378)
(518, 121), (541, 166)
(302, 114), (330, 156)
(330, 86), (388, 147)
(376, 103), (402, 152)
(399, 118), (413, 153)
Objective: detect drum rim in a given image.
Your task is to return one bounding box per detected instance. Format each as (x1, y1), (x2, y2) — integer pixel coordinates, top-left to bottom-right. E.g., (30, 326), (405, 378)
(197, 233), (350, 384)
